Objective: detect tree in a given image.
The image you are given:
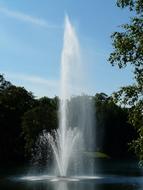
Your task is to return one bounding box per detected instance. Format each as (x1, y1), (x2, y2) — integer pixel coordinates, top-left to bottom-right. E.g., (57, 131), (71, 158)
(109, 0), (143, 160)
(22, 97), (58, 158)
(0, 74), (11, 91)
(94, 93), (136, 158)
(0, 84), (35, 164)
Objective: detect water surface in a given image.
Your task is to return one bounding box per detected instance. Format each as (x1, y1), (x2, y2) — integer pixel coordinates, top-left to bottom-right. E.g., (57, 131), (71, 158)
(0, 160), (143, 190)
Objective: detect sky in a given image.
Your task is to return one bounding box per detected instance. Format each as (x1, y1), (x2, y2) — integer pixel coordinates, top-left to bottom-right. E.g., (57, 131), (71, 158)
(0, 0), (134, 98)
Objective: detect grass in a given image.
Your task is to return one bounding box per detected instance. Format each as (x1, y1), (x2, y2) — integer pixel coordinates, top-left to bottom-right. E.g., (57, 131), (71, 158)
(84, 151), (110, 159)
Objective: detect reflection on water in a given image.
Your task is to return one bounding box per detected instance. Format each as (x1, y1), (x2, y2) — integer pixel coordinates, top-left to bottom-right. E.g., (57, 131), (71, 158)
(0, 160), (143, 190)
(0, 175), (143, 190)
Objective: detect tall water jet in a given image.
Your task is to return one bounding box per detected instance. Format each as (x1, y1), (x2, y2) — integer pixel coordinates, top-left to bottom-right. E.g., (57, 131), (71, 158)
(48, 16), (82, 177)
(59, 16), (81, 176)
(38, 15), (95, 177)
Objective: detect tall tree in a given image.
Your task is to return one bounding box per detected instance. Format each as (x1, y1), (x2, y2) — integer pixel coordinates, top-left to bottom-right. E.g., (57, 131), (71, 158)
(22, 97), (58, 158)
(109, 0), (143, 160)
(0, 84), (35, 164)
(0, 74), (11, 91)
(94, 93), (136, 158)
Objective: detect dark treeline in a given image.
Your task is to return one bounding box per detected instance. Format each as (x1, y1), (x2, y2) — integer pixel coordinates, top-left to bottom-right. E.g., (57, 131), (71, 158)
(0, 74), (137, 166)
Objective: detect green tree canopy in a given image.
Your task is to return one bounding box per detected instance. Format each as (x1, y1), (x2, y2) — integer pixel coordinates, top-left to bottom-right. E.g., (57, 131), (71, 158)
(0, 83), (35, 164)
(109, 0), (143, 160)
(117, 0), (143, 13)
(94, 93), (136, 158)
(0, 74), (11, 91)
(22, 97), (58, 157)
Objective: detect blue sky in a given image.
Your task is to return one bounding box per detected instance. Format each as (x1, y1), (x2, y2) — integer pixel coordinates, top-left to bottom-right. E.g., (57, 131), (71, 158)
(0, 0), (134, 97)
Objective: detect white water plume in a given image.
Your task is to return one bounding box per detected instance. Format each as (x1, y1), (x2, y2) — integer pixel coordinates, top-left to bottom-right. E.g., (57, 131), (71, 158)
(35, 15), (95, 177)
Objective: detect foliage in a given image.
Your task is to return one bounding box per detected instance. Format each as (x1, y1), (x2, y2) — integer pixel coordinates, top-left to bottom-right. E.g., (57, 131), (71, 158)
(94, 93), (136, 158)
(109, 0), (143, 160)
(0, 74), (11, 91)
(0, 75), (138, 165)
(22, 97), (58, 157)
(0, 84), (35, 164)
(117, 0), (143, 14)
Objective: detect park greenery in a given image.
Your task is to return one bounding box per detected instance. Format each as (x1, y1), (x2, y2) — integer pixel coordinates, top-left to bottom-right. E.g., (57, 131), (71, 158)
(0, 0), (142, 166)
(109, 0), (143, 160)
(0, 74), (137, 165)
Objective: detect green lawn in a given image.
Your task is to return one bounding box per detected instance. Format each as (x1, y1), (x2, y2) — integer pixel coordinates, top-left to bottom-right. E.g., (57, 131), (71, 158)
(84, 151), (110, 159)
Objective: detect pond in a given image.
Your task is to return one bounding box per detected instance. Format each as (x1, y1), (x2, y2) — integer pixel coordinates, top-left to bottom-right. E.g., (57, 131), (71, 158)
(0, 160), (143, 190)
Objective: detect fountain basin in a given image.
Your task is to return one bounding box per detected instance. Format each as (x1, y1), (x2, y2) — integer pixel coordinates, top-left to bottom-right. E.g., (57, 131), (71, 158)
(12, 174), (143, 186)
(19, 175), (102, 182)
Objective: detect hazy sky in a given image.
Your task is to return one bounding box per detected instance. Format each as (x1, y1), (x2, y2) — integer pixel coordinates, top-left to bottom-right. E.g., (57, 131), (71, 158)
(0, 0), (134, 97)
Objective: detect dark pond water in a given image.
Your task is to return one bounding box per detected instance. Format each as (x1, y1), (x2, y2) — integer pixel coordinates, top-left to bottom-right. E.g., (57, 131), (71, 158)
(0, 160), (143, 190)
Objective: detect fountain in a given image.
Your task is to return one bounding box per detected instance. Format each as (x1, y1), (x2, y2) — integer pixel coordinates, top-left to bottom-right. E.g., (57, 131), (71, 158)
(0, 13), (142, 190)
(47, 16), (81, 177)
(14, 16), (143, 190)
(21, 15), (96, 181)
(33, 15), (95, 179)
